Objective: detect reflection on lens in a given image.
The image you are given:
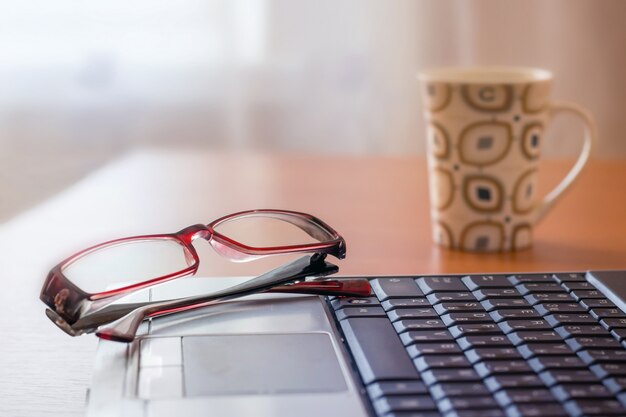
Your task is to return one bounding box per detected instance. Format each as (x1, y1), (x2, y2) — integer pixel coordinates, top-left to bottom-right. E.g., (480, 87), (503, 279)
(62, 239), (194, 293)
(213, 215), (328, 248)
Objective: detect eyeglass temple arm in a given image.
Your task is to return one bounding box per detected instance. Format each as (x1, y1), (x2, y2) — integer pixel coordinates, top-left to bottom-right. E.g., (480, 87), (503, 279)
(269, 279), (370, 296)
(71, 278), (370, 331)
(95, 254), (336, 342)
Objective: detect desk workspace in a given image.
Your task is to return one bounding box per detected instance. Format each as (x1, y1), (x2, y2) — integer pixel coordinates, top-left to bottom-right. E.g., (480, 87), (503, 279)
(6, 1), (626, 415)
(2, 149), (626, 417)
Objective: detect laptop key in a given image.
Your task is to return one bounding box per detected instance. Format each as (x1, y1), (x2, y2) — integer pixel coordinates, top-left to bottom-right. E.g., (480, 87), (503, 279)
(517, 343), (573, 359)
(473, 288), (522, 301)
(462, 275), (513, 290)
(370, 278), (423, 301)
(544, 313), (596, 326)
(437, 396), (499, 412)
(494, 388), (555, 406)
(387, 308), (438, 322)
(434, 302), (483, 315)
(367, 380), (429, 399)
(578, 349), (626, 364)
(400, 330), (454, 346)
(373, 395), (437, 415)
(551, 383), (613, 401)
(449, 324), (502, 338)
(505, 403), (568, 417)
(580, 298), (616, 309)
(484, 374), (543, 391)
(538, 369), (599, 386)
(441, 312), (492, 326)
(421, 369), (481, 385)
(515, 283), (565, 295)
(528, 356), (586, 372)
(601, 317), (626, 330)
(507, 331), (561, 346)
(430, 382), (490, 399)
(553, 273), (587, 283)
(591, 363), (626, 378)
(416, 277), (468, 294)
(523, 293), (573, 305)
(564, 399), (626, 416)
(612, 328), (626, 341)
(427, 292), (475, 304)
(335, 306), (387, 320)
(554, 324), (608, 338)
(481, 298), (530, 311)
(475, 360), (533, 377)
(562, 281), (595, 291)
(382, 298), (430, 311)
(340, 318), (419, 383)
(533, 303), (586, 315)
(413, 355), (471, 371)
(570, 289), (605, 301)
(465, 347), (521, 363)
(565, 336), (622, 351)
(590, 307), (626, 319)
(443, 410), (505, 417)
(332, 297), (379, 309)
(498, 320), (551, 334)
(508, 274), (555, 285)
(382, 412), (441, 417)
(490, 309), (541, 323)
(604, 377), (626, 394)
(457, 335), (512, 350)
(406, 342), (461, 358)
(394, 319), (446, 333)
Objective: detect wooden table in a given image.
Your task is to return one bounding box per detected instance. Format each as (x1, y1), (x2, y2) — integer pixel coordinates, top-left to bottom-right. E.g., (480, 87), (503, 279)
(1, 150), (625, 416)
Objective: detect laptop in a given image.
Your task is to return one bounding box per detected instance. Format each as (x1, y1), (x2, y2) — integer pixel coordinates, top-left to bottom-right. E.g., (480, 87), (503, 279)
(86, 270), (626, 417)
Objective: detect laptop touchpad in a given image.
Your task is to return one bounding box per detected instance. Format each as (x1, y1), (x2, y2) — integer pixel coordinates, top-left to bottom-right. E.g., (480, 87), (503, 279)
(182, 333), (347, 396)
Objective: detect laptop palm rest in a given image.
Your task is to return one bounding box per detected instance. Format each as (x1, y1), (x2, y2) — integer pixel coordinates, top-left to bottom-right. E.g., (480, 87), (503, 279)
(88, 278), (369, 417)
(183, 333), (346, 396)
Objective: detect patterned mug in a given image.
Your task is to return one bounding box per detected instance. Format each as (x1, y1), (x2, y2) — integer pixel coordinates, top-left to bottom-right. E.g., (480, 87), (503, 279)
(419, 67), (596, 252)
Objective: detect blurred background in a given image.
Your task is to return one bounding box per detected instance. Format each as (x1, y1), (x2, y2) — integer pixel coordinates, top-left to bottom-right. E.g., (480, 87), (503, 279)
(1, 0), (625, 222)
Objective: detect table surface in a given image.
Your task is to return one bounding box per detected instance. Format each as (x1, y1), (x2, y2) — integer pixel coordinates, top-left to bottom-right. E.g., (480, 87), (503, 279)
(2, 149), (625, 416)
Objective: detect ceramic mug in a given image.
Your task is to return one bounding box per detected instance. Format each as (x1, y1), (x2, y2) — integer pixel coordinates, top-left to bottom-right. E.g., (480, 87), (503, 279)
(418, 67), (596, 252)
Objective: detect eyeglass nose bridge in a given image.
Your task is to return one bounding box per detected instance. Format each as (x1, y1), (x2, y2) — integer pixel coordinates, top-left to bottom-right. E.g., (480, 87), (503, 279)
(176, 224), (212, 245)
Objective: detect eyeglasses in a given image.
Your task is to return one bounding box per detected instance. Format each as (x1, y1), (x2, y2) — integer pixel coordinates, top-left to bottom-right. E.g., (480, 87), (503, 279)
(40, 209), (370, 342)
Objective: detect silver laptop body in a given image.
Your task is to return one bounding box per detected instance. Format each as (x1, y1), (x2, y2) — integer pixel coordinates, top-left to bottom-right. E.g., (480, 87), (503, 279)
(86, 277), (370, 417)
(87, 271), (626, 417)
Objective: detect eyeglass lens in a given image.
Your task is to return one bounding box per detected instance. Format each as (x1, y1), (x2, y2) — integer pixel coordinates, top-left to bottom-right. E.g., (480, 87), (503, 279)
(212, 215), (324, 247)
(62, 239), (194, 293)
(62, 215), (334, 294)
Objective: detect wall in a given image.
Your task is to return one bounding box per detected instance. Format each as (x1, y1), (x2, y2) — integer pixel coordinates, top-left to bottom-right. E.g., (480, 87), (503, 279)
(0, 0), (624, 159)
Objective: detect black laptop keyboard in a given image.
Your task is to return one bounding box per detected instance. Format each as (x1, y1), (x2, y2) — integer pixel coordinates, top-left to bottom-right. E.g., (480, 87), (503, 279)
(329, 272), (626, 417)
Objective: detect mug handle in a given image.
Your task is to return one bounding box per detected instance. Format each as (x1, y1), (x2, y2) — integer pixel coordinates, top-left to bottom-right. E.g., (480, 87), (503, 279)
(534, 101), (597, 223)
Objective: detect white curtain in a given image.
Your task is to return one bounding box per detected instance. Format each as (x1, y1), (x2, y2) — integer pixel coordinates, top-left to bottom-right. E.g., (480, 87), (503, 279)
(0, 0), (624, 157)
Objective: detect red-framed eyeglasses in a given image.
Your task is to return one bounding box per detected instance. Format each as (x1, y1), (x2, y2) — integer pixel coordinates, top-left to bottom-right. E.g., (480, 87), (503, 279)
(40, 209), (370, 342)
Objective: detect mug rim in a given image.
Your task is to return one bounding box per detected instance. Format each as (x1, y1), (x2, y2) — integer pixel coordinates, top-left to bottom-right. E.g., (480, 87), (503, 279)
(418, 66), (553, 84)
